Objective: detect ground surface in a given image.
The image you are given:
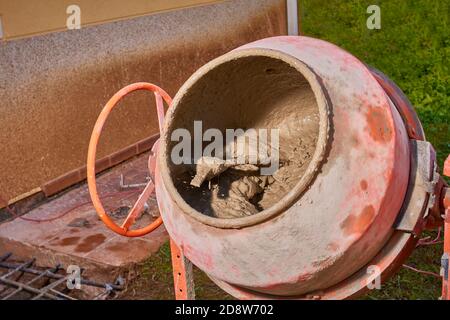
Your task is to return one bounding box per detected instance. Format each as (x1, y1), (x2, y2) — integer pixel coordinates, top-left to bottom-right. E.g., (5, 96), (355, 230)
(0, 153), (169, 293)
(124, 0), (449, 300)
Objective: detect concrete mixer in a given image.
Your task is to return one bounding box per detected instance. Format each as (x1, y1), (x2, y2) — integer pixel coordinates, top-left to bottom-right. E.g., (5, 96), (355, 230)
(86, 36), (449, 300)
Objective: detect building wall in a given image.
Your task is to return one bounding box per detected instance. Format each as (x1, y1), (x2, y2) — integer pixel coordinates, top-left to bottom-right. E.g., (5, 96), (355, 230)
(0, 0), (287, 204)
(0, 0), (223, 40)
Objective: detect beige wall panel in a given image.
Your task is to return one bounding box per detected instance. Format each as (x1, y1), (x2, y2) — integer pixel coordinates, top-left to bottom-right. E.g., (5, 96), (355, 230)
(0, 0), (223, 40)
(0, 0), (287, 202)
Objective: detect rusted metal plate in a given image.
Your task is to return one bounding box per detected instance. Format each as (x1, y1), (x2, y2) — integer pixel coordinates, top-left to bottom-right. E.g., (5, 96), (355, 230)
(0, 0), (288, 204)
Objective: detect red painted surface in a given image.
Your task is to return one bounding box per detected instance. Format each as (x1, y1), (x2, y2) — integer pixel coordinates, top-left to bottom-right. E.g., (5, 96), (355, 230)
(87, 83), (171, 237)
(443, 156), (450, 299)
(155, 36), (411, 297)
(89, 36), (442, 299)
(445, 156), (450, 177)
(366, 108), (393, 143)
(170, 239), (195, 300)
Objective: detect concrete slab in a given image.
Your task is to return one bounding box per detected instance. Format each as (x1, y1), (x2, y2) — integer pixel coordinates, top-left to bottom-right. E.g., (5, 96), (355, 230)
(0, 152), (169, 286)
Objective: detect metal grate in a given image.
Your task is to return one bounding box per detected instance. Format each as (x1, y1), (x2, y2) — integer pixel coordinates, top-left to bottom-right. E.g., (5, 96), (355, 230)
(0, 252), (124, 300)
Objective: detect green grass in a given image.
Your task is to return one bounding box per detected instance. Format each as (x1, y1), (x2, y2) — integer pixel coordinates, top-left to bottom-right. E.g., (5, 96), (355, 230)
(365, 231), (443, 300)
(121, 241), (233, 300)
(300, 0), (449, 299)
(125, 234), (443, 300)
(300, 0), (449, 171)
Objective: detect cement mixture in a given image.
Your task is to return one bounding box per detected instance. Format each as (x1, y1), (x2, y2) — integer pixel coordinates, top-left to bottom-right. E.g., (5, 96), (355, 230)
(168, 54), (320, 219)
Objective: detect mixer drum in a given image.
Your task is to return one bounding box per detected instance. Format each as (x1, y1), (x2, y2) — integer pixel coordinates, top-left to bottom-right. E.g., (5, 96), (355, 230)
(155, 36), (413, 298)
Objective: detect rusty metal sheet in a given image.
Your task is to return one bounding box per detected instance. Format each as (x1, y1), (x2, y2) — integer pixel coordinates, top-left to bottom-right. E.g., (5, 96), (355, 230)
(0, 0), (288, 203)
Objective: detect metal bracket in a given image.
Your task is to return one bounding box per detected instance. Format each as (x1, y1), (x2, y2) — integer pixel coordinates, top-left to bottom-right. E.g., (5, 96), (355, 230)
(441, 253), (449, 280)
(286, 0), (299, 35)
(442, 155), (450, 300)
(441, 253), (449, 300)
(169, 238), (195, 300)
(394, 140), (438, 234)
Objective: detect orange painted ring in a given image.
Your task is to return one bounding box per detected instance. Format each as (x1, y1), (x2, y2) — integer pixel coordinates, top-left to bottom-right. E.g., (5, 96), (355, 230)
(87, 82), (172, 237)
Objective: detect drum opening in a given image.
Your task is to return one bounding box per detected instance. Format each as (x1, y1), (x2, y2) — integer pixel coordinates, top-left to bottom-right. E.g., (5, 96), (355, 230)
(160, 49), (330, 228)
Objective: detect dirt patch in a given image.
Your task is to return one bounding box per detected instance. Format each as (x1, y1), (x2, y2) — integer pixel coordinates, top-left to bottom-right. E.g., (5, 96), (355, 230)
(56, 236), (80, 246)
(75, 234), (107, 253)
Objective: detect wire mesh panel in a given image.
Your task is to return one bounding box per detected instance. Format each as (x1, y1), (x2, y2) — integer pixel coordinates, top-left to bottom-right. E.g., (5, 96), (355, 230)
(0, 252), (124, 300)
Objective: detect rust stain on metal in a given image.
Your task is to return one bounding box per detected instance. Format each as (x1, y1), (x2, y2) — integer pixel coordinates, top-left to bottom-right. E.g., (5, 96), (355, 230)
(366, 108), (393, 143)
(370, 67), (425, 140)
(341, 205), (376, 235)
(360, 180), (368, 191)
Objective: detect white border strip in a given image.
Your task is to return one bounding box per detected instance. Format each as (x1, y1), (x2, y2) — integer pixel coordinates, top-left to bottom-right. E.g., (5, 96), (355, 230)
(0, 16), (4, 40)
(286, 0), (299, 35)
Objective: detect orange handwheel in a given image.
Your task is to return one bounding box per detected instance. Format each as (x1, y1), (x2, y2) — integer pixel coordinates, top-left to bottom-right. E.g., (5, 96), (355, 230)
(87, 82), (172, 237)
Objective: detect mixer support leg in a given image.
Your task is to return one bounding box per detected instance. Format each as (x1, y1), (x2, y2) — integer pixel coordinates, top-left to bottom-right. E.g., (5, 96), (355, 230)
(442, 155), (450, 300)
(170, 238), (195, 300)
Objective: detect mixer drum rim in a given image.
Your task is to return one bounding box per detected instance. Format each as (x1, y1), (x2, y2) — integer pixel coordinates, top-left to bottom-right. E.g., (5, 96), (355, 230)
(159, 48), (331, 229)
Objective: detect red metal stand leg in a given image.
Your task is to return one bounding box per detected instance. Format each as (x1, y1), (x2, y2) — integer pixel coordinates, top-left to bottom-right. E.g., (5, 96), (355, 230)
(443, 228), (449, 299)
(170, 238), (195, 300)
(441, 156), (450, 299)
